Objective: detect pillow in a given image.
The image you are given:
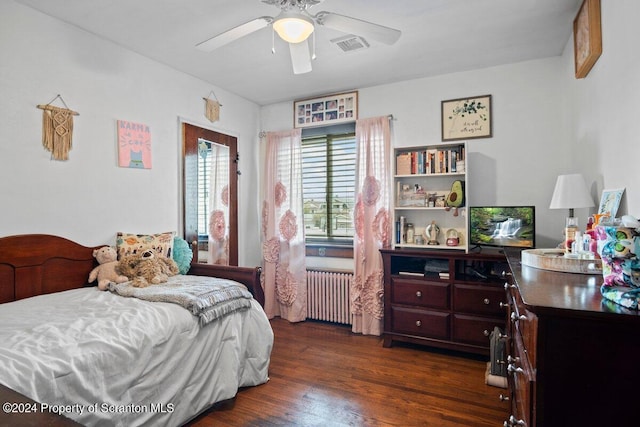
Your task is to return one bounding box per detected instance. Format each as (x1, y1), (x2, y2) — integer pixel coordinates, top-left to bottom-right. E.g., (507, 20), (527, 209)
(596, 225), (640, 310)
(172, 236), (193, 275)
(116, 231), (175, 259)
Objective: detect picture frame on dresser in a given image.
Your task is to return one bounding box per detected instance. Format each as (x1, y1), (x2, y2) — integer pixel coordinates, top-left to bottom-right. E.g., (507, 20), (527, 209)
(598, 188), (624, 218)
(441, 94), (492, 141)
(573, 0), (602, 79)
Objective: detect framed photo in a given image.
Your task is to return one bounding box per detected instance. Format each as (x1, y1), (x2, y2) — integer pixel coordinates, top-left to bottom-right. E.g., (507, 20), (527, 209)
(294, 91), (357, 128)
(598, 188), (625, 218)
(441, 94), (492, 141)
(573, 0), (602, 79)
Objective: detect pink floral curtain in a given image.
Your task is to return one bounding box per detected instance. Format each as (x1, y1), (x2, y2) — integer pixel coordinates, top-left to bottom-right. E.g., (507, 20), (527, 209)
(352, 116), (392, 335)
(260, 129), (307, 322)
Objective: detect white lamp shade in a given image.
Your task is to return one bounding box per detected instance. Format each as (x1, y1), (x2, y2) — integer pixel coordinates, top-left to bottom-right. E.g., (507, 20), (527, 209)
(273, 11), (314, 43)
(549, 173), (594, 210)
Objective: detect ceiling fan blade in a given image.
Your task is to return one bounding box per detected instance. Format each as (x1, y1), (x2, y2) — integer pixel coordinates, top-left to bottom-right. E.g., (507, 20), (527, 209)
(315, 12), (401, 45)
(196, 17), (272, 52)
(289, 41), (312, 75)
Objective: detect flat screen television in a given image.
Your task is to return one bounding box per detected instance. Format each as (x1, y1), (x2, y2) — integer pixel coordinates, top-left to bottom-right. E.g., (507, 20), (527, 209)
(469, 206), (535, 249)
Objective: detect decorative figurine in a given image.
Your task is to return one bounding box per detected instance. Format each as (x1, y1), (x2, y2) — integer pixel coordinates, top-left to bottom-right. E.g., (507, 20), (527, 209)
(425, 220), (440, 245)
(446, 229), (460, 247)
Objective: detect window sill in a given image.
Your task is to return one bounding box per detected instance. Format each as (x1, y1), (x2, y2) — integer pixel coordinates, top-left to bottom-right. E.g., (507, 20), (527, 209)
(305, 244), (353, 259)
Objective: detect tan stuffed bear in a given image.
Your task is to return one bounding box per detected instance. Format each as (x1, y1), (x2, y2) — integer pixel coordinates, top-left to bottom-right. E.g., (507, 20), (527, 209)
(116, 249), (179, 288)
(88, 246), (129, 290)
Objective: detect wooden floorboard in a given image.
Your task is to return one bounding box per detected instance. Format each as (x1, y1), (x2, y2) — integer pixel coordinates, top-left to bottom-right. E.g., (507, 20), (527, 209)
(186, 318), (510, 426)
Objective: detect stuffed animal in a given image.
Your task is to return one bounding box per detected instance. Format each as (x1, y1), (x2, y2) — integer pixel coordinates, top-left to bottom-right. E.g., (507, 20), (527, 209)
(116, 249), (179, 288)
(88, 246), (129, 291)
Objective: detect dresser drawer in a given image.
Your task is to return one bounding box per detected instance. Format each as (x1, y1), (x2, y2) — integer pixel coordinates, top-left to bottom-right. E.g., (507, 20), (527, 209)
(453, 283), (505, 316)
(392, 278), (450, 310)
(506, 284), (538, 367)
(507, 330), (534, 427)
(452, 314), (504, 346)
(390, 306), (450, 339)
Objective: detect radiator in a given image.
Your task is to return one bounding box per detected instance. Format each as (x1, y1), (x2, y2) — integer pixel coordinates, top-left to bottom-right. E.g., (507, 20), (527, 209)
(306, 269), (353, 325)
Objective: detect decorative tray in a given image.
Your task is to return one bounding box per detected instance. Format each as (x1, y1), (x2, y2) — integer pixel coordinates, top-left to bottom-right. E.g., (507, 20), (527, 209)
(521, 248), (602, 275)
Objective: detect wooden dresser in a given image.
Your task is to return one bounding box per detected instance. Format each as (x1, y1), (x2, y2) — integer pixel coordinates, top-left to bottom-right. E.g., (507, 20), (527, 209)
(381, 248), (508, 355)
(503, 249), (640, 427)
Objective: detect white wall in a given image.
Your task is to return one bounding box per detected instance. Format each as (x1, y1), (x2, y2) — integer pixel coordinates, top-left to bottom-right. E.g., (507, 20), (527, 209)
(564, 0), (640, 218)
(261, 0), (640, 251)
(0, 1), (262, 266)
(3, 0), (636, 266)
(262, 57), (569, 248)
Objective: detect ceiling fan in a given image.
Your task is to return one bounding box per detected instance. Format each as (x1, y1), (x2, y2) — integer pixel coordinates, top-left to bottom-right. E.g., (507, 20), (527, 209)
(196, 0), (401, 75)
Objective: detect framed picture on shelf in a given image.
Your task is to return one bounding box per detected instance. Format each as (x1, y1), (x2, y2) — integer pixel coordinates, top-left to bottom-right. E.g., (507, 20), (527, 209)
(598, 188), (624, 218)
(573, 0), (602, 79)
(441, 94), (492, 141)
(294, 91), (357, 129)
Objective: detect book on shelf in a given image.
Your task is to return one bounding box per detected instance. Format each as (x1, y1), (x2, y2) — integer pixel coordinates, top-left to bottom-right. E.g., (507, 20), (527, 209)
(396, 152), (411, 175)
(399, 271), (424, 277)
(396, 145), (465, 175)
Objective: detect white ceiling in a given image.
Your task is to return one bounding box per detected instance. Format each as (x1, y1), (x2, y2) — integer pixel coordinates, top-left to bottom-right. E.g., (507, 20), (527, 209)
(15, 0), (582, 105)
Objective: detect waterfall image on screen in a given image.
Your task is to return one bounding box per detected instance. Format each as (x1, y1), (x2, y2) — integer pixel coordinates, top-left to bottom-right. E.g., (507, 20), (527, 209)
(492, 218), (522, 239)
(469, 206), (535, 248)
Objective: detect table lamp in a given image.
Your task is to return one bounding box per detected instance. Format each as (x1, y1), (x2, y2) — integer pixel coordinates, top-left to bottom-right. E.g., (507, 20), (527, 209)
(549, 173), (594, 252)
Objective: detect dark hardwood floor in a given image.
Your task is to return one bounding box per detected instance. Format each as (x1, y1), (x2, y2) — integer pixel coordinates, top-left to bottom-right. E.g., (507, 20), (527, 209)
(187, 318), (510, 426)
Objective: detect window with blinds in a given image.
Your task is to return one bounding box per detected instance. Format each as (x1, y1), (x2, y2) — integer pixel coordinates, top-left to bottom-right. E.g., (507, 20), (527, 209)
(302, 125), (356, 242)
(197, 140), (212, 240)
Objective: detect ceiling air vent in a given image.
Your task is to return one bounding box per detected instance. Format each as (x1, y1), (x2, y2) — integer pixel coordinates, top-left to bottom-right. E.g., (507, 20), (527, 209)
(331, 35), (370, 52)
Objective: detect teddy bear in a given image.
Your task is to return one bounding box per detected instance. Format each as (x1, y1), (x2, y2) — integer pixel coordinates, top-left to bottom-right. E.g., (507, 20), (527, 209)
(116, 249), (179, 288)
(88, 246), (129, 290)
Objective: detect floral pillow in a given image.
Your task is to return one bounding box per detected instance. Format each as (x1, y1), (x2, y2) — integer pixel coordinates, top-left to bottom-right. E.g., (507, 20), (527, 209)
(595, 225), (640, 309)
(116, 231), (175, 259)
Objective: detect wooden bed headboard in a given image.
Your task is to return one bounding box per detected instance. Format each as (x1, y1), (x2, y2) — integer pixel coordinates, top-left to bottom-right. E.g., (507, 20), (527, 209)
(0, 234), (97, 303)
(0, 234), (264, 307)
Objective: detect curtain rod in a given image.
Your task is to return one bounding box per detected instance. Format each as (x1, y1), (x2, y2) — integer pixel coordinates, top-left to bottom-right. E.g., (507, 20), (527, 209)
(259, 115), (394, 138)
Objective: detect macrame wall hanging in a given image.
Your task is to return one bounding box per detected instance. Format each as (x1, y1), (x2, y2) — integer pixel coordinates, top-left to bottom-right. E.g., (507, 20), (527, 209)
(36, 94), (79, 161)
(203, 90), (222, 123)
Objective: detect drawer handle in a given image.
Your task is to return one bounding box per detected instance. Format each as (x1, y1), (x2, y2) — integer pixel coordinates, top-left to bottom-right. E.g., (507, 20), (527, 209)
(415, 320), (422, 327)
(483, 298), (490, 305)
(483, 329), (490, 336)
(504, 283), (516, 290)
(511, 312), (526, 322)
(499, 302), (510, 309)
(416, 290), (422, 298)
(507, 364), (524, 375)
(499, 394), (510, 402)
(504, 415), (526, 426)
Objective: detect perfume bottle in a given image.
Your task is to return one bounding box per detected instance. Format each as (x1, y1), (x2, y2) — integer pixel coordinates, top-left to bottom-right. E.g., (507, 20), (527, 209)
(564, 217), (578, 255)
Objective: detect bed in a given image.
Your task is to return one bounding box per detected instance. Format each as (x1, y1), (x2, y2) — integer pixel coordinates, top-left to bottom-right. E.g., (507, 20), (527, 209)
(0, 234), (273, 426)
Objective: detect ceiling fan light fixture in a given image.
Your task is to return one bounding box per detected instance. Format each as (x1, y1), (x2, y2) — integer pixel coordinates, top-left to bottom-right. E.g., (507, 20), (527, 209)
(273, 11), (314, 43)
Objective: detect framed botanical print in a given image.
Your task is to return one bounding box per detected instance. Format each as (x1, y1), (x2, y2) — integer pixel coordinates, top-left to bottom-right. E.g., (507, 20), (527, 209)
(441, 94), (492, 141)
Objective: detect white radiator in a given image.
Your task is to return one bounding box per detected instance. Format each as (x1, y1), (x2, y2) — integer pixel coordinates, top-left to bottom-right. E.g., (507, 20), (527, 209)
(306, 269), (353, 325)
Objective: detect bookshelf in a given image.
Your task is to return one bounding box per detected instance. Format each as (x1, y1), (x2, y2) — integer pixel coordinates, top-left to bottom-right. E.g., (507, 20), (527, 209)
(393, 142), (468, 251)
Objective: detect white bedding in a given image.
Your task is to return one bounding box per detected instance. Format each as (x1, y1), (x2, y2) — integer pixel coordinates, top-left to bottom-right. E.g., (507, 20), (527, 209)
(0, 282), (273, 426)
